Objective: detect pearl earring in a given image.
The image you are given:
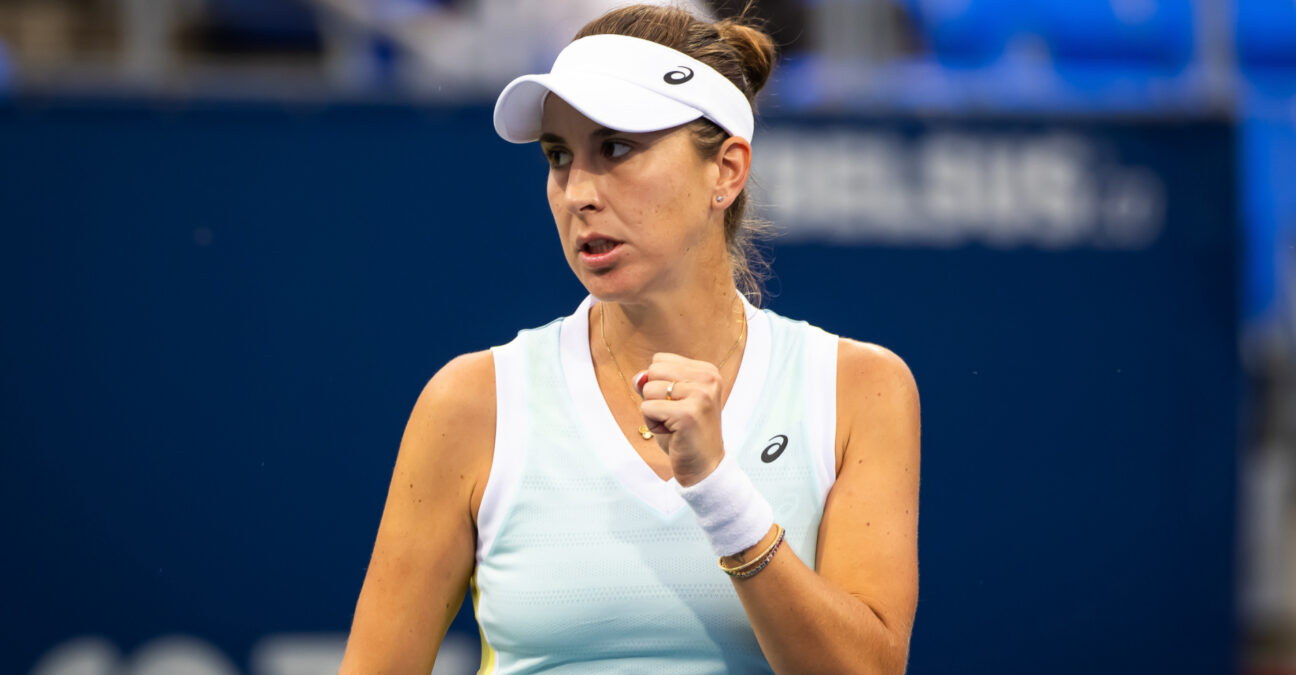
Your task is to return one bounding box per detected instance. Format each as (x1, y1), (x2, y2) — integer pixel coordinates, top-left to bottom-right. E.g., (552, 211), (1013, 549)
(716, 195), (724, 203)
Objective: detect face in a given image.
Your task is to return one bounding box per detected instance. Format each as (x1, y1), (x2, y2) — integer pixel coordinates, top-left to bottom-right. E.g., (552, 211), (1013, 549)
(539, 95), (726, 303)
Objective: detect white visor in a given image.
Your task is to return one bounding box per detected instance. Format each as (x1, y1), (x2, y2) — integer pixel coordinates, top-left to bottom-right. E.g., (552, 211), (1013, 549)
(494, 34), (755, 144)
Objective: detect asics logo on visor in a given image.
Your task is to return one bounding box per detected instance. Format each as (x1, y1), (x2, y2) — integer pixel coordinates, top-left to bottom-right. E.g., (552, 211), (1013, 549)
(663, 66), (694, 85)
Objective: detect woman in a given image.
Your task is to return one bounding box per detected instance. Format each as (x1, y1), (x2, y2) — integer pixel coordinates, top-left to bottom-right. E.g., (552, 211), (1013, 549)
(340, 5), (920, 674)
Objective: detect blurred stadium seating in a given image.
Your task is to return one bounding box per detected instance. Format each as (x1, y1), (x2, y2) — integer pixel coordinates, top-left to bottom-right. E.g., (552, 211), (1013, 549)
(1041, 0), (1195, 70)
(0, 38), (11, 94)
(197, 0), (320, 51)
(899, 0), (1194, 69)
(1237, 0), (1296, 74)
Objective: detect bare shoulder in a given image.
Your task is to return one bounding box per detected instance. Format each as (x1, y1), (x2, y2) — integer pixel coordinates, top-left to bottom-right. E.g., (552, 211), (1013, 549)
(411, 350), (497, 434)
(403, 349), (497, 522)
(836, 338), (919, 403)
(339, 350), (496, 674)
(833, 338), (921, 473)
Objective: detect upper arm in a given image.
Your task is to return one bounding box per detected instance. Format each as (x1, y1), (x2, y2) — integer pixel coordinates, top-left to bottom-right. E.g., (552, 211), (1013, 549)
(816, 339), (921, 639)
(340, 350), (496, 675)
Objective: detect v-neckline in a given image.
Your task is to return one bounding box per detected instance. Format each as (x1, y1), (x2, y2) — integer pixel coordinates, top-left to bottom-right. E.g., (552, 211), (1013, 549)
(558, 294), (772, 518)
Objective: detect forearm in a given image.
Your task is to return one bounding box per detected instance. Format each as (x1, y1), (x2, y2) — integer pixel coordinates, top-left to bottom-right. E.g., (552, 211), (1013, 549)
(727, 529), (910, 675)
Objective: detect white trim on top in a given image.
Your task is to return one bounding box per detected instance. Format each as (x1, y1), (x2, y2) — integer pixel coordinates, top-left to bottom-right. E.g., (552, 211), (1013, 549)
(803, 326), (839, 504)
(476, 339), (529, 566)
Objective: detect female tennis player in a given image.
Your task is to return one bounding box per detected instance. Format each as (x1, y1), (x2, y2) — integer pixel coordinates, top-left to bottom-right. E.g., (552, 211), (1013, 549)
(340, 5), (919, 674)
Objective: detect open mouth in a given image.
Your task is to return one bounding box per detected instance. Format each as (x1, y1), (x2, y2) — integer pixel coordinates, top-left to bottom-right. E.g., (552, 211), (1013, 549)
(582, 239), (621, 255)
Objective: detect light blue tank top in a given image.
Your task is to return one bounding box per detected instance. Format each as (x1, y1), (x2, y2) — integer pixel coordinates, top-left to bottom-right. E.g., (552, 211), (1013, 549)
(471, 295), (839, 674)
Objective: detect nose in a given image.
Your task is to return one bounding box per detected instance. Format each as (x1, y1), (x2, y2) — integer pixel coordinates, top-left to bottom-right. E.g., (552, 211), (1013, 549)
(563, 161), (602, 216)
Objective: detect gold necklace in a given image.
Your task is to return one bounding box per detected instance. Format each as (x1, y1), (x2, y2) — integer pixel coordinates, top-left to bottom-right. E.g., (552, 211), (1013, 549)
(600, 302), (748, 440)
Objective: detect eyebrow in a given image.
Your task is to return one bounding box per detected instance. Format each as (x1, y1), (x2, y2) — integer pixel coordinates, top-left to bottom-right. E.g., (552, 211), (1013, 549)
(538, 127), (621, 145)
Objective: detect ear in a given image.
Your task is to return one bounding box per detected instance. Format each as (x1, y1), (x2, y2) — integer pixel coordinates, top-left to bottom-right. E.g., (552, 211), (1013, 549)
(711, 136), (752, 210)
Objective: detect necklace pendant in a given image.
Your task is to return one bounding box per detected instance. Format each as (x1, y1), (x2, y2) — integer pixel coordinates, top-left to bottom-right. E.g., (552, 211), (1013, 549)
(638, 425), (654, 440)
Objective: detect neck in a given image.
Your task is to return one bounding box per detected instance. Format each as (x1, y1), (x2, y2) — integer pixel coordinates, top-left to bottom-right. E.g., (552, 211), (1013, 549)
(597, 282), (747, 373)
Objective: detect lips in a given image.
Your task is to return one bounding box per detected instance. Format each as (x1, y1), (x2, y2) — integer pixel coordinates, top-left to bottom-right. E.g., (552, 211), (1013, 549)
(582, 238), (619, 254)
(576, 236), (623, 269)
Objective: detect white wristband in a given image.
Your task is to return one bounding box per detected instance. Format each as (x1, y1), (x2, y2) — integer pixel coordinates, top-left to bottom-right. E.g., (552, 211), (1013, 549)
(676, 453), (775, 557)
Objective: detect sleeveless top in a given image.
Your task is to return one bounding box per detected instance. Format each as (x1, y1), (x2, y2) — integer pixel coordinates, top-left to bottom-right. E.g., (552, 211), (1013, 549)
(471, 295), (839, 674)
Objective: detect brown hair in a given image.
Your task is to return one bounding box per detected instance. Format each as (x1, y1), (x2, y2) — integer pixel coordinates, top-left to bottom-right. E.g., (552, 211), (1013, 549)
(573, 4), (777, 305)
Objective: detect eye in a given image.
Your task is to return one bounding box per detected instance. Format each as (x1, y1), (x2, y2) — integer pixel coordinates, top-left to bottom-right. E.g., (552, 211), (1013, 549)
(603, 141), (632, 160)
(545, 147), (572, 168)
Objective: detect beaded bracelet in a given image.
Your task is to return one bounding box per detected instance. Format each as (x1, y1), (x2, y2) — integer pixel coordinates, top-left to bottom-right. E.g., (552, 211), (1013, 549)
(718, 525), (785, 579)
(721, 525), (782, 574)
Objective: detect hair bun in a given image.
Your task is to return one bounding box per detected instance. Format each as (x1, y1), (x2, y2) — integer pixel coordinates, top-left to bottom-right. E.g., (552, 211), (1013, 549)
(713, 19), (776, 97)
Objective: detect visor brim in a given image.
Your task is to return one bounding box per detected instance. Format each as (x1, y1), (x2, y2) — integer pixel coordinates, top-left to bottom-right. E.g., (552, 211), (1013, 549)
(494, 72), (705, 143)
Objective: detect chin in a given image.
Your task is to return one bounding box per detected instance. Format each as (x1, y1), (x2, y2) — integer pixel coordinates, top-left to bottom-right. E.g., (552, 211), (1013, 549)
(578, 269), (646, 304)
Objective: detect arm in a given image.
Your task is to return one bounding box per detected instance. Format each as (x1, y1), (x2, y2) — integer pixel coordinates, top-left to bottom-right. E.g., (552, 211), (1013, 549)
(641, 339), (920, 674)
(726, 339), (920, 674)
(339, 351), (496, 675)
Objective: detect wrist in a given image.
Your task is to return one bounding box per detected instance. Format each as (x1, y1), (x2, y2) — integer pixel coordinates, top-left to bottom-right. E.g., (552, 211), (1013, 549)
(676, 453), (775, 557)
(673, 456), (721, 487)
(719, 522), (780, 567)
(718, 523), (785, 579)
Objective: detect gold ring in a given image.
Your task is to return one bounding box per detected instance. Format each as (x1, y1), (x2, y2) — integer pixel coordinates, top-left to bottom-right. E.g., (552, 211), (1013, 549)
(666, 382), (676, 400)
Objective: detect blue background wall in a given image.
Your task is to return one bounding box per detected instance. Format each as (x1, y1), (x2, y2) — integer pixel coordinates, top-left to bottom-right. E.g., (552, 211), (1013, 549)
(0, 100), (1238, 674)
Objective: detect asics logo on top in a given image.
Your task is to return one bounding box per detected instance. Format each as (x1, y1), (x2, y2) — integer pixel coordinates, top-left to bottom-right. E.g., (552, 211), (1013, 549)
(663, 66), (694, 85)
(761, 434), (788, 463)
